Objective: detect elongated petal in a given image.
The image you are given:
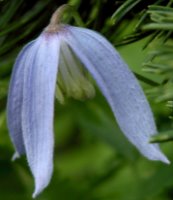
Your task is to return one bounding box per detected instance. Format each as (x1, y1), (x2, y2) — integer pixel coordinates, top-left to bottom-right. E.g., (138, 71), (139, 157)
(22, 33), (60, 197)
(62, 26), (169, 163)
(7, 41), (35, 159)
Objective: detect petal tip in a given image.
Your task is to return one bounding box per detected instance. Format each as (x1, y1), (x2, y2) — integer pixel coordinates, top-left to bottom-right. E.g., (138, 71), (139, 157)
(11, 152), (20, 161)
(159, 155), (170, 165)
(32, 181), (45, 199)
(32, 190), (39, 199)
(32, 168), (53, 198)
(148, 149), (170, 164)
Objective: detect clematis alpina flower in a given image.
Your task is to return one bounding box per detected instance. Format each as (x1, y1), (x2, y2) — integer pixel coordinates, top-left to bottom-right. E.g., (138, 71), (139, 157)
(7, 5), (169, 198)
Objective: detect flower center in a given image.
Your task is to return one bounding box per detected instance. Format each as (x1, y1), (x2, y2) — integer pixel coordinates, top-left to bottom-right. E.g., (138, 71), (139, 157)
(56, 41), (95, 103)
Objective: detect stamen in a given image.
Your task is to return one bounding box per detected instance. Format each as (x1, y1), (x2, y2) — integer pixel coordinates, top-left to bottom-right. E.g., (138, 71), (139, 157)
(56, 41), (95, 102)
(55, 85), (65, 104)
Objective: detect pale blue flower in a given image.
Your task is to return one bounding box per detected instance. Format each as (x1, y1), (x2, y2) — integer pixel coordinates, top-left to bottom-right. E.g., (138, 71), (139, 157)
(7, 5), (169, 198)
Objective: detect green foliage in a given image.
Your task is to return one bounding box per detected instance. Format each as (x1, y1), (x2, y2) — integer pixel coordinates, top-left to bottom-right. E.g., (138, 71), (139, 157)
(1, 0), (173, 199)
(112, 0), (173, 142)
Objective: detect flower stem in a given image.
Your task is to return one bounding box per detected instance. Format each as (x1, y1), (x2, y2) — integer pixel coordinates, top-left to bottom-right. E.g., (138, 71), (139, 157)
(49, 4), (70, 26)
(45, 4), (71, 33)
(45, 4), (85, 33)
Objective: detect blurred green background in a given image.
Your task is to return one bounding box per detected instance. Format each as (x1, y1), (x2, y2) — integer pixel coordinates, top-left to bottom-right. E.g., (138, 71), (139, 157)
(1, 0), (173, 199)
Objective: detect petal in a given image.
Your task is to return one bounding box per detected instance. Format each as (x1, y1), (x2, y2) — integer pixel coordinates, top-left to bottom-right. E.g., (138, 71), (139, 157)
(22, 33), (60, 197)
(62, 26), (169, 164)
(7, 41), (35, 158)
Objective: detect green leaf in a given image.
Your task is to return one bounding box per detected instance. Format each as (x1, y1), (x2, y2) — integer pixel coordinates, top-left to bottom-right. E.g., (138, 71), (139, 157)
(150, 130), (173, 143)
(111, 0), (142, 24)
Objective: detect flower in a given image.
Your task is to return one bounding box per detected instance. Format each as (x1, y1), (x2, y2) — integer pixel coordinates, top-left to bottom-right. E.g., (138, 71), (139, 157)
(7, 5), (169, 198)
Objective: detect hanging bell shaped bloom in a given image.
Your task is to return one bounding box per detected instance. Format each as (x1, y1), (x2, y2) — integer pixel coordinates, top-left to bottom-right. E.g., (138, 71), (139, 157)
(7, 5), (169, 198)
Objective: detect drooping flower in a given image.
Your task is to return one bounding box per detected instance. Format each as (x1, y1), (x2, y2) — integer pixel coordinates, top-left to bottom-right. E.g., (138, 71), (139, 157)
(7, 5), (169, 198)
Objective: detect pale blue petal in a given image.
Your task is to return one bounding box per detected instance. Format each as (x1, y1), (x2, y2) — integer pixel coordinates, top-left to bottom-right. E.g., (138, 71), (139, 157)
(22, 34), (60, 197)
(62, 26), (169, 164)
(7, 41), (35, 158)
